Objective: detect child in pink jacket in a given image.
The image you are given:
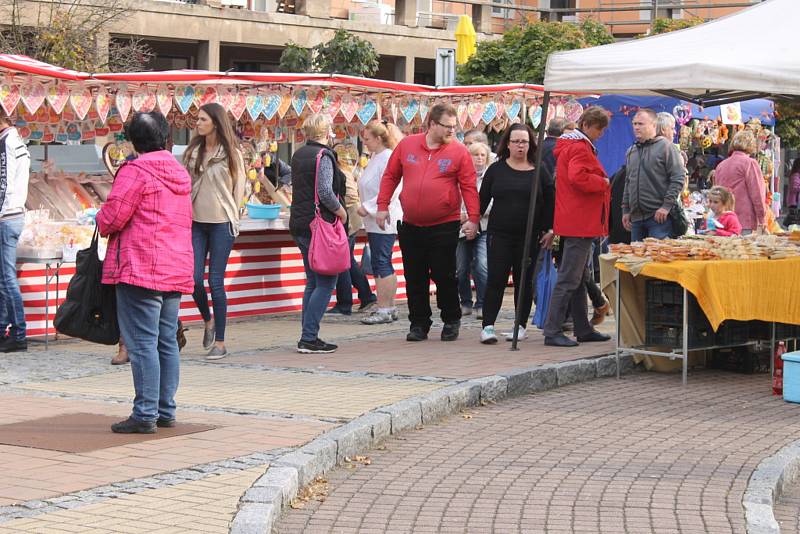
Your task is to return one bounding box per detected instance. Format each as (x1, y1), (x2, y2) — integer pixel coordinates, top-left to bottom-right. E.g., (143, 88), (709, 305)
(706, 186), (742, 237)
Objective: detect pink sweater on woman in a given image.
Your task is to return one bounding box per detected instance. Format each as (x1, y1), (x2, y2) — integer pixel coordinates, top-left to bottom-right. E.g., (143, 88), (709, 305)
(96, 151), (194, 294)
(714, 151), (766, 231)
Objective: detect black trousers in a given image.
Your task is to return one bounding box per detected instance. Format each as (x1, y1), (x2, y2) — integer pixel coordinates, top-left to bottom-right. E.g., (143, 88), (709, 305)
(482, 231), (538, 329)
(397, 221), (461, 330)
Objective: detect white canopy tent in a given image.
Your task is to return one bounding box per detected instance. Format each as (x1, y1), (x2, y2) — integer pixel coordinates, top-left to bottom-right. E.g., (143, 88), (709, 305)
(543, 0), (799, 106)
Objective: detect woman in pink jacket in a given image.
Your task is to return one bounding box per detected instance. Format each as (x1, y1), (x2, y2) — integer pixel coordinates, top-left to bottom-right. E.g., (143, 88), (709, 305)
(713, 130), (766, 234)
(97, 112), (194, 434)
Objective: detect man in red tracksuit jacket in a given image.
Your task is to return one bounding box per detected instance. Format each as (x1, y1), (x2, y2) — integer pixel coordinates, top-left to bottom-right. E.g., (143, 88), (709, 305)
(377, 103), (480, 342)
(543, 106), (612, 347)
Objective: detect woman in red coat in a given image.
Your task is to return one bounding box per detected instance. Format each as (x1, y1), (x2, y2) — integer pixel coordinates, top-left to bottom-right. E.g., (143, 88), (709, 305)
(543, 107), (611, 347)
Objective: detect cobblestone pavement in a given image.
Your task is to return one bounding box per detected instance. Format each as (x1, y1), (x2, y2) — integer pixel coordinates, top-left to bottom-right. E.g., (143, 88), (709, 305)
(275, 371), (800, 534)
(0, 294), (620, 531)
(774, 478), (800, 532)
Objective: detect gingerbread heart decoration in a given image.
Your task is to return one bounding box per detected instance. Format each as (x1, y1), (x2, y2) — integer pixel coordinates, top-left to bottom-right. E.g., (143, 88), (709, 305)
(291, 89), (307, 116)
(495, 100), (506, 120)
(506, 98), (522, 120)
(457, 103), (469, 129)
(243, 90), (262, 121)
(278, 93), (292, 119)
(95, 87), (111, 124)
(198, 86), (218, 107)
(400, 98), (420, 124)
(132, 88), (156, 113)
(156, 85), (172, 115)
(419, 99), (430, 123)
(467, 102), (483, 127)
(116, 85), (132, 121)
(324, 93), (342, 119)
(340, 94), (358, 122)
(259, 92), (278, 121)
(174, 85), (195, 114)
(218, 87), (234, 112)
(70, 87), (93, 120)
(0, 80), (20, 116)
(356, 97), (377, 125)
(308, 90), (325, 114)
(481, 101), (498, 125)
(19, 79), (46, 115)
(229, 90), (247, 121)
(46, 82), (70, 114)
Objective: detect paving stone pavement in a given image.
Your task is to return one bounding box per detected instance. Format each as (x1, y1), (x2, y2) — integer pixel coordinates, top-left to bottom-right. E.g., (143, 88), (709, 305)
(774, 478), (800, 532)
(275, 371), (800, 534)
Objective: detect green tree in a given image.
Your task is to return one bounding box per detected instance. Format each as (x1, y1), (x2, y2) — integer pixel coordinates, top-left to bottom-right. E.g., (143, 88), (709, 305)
(776, 102), (800, 150)
(649, 17), (705, 35)
(278, 42), (312, 73)
(456, 18), (613, 85)
(312, 29), (379, 77)
(0, 0), (152, 72)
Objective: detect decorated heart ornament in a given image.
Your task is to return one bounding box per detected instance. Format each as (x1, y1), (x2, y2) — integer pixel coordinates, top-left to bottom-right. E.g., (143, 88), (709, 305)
(324, 93), (342, 119)
(419, 100), (430, 122)
(218, 87), (234, 111)
(132, 88), (156, 113)
(0, 80), (20, 116)
(400, 98), (420, 123)
(66, 122), (81, 142)
(197, 86), (218, 107)
(116, 85), (132, 121)
(481, 101), (498, 125)
(529, 104), (542, 128)
(229, 90), (247, 121)
(340, 94), (358, 122)
(291, 89), (307, 116)
(69, 87), (93, 120)
(174, 85), (195, 114)
(262, 92), (281, 120)
(356, 97), (377, 125)
(19, 79), (46, 115)
(46, 82), (70, 114)
(245, 91), (264, 121)
(95, 87), (111, 124)
(277, 92), (292, 118)
(457, 103), (469, 129)
(156, 85), (172, 115)
(506, 98), (522, 120)
(467, 102), (483, 126)
(308, 90), (324, 114)
(564, 99), (584, 123)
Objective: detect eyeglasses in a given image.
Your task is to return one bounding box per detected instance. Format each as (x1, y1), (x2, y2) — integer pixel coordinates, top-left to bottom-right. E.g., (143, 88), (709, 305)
(509, 140), (530, 145)
(435, 121), (457, 131)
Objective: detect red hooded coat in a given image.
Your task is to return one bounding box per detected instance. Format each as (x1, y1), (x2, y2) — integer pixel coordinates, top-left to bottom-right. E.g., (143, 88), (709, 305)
(552, 132), (610, 238)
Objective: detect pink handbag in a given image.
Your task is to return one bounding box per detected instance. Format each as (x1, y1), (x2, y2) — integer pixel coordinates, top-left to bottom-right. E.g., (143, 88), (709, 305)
(308, 150), (350, 275)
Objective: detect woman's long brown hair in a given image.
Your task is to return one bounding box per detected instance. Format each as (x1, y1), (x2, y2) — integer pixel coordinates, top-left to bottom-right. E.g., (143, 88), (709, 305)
(183, 103), (241, 179)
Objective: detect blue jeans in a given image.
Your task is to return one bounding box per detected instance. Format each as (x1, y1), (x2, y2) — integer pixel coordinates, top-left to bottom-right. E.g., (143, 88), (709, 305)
(631, 216), (672, 242)
(192, 222), (235, 341)
(0, 217), (25, 341)
(116, 283), (181, 423)
(456, 234), (487, 309)
(334, 235), (376, 312)
(295, 234), (338, 342)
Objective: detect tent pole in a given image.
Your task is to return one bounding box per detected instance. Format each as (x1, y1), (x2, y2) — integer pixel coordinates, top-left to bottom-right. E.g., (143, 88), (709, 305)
(511, 90), (550, 351)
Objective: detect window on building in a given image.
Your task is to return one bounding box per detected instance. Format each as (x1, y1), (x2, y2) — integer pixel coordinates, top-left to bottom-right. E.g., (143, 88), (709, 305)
(492, 0), (512, 19)
(550, 0), (576, 22)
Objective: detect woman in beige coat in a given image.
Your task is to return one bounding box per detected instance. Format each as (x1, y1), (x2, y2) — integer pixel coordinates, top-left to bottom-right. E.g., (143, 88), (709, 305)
(183, 103), (245, 360)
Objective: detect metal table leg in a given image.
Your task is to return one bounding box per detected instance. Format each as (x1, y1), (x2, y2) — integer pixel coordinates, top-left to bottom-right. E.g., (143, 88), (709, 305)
(44, 262), (50, 350)
(615, 268), (621, 379)
(682, 286), (688, 386)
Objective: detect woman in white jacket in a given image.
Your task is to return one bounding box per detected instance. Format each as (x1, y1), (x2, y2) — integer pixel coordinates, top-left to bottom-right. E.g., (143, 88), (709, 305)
(357, 120), (403, 325)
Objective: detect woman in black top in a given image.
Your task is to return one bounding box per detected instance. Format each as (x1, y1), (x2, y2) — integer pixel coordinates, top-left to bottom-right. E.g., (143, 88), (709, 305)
(479, 123), (554, 344)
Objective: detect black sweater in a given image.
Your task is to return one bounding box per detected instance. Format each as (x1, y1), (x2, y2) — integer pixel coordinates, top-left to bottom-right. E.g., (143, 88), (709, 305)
(479, 159), (555, 236)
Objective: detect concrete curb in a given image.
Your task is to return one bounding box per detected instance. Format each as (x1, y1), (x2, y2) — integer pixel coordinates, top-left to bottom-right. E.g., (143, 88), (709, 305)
(744, 439), (800, 534)
(229, 352), (634, 533)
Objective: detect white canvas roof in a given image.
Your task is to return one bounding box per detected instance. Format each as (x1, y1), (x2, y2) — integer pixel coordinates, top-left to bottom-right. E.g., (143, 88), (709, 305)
(544, 0), (800, 105)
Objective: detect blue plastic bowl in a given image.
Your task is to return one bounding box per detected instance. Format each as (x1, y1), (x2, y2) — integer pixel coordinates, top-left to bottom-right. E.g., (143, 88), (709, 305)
(246, 203), (281, 220)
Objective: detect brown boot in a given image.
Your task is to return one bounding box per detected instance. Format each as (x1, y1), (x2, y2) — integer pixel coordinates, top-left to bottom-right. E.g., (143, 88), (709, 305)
(111, 345), (129, 365)
(591, 301), (610, 326)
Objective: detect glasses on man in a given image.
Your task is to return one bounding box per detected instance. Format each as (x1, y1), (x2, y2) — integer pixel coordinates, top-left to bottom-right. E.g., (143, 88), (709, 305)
(435, 121), (457, 131)
(509, 139), (530, 145)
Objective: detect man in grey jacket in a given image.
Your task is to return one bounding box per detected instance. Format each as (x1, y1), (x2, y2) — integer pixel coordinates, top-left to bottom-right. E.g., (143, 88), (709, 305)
(621, 108), (685, 241)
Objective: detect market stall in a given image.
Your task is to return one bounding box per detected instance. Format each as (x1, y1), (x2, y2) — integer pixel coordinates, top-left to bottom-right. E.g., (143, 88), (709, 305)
(1, 54), (588, 337)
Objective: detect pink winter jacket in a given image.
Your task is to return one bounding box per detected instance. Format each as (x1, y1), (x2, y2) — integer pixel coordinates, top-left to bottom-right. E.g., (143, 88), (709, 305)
(97, 150), (194, 294)
(714, 151), (767, 231)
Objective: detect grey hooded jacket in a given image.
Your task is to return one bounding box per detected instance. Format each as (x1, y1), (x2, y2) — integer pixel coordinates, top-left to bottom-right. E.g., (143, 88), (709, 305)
(621, 136), (685, 222)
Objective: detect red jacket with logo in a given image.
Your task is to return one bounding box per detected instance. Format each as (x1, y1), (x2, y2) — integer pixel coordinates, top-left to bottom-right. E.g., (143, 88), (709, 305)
(552, 132), (610, 238)
(377, 133), (479, 227)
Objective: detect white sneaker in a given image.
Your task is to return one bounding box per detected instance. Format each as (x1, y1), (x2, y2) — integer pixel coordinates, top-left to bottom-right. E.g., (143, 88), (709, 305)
(361, 310), (393, 325)
(390, 308), (398, 321)
(504, 326), (527, 341)
(480, 325), (498, 344)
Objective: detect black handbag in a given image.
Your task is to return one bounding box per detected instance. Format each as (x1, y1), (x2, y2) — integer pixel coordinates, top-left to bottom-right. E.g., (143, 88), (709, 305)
(670, 201), (689, 238)
(54, 227), (120, 345)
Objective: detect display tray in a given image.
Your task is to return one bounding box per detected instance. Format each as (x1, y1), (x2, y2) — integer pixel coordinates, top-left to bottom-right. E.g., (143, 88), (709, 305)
(16, 245), (62, 261)
(239, 214), (290, 232)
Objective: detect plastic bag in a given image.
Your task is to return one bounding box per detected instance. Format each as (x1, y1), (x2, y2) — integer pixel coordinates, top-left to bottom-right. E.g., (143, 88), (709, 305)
(532, 250), (557, 329)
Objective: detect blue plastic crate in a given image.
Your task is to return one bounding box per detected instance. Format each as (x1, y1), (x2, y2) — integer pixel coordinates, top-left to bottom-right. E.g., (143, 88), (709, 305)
(782, 351), (800, 403)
